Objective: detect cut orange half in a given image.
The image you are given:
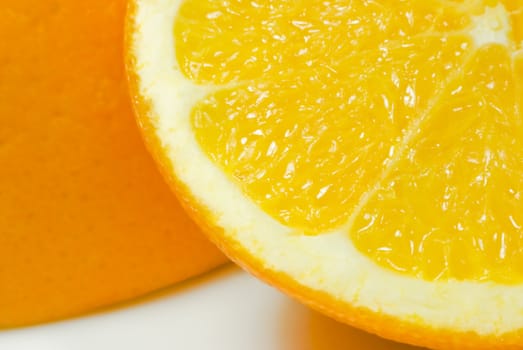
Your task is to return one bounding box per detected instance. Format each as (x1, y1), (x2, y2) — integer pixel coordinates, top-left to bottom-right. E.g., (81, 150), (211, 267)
(0, 0), (226, 327)
(126, 1), (523, 348)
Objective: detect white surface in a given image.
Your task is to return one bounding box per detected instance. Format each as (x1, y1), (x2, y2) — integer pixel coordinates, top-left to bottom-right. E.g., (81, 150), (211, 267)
(0, 266), (419, 350)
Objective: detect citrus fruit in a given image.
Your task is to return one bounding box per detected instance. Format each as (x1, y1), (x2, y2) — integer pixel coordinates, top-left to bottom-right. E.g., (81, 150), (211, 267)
(0, 0), (226, 327)
(126, 0), (523, 349)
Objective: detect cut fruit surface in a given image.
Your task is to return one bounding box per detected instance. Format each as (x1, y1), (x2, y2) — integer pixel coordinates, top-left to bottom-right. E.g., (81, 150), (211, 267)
(0, 0), (226, 328)
(127, 0), (523, 348)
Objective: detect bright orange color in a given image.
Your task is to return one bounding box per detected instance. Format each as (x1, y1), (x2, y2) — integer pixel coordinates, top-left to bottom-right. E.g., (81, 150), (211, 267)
(127, 1), (523, 348)
(176, 0), (523, 283)
(0, 0), (226, 327)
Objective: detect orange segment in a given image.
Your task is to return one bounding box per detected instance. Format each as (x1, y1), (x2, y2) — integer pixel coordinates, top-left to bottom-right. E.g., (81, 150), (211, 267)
(175, 0), (470, 85)
(192, 79), (398, 232)
(352, 45), (523, 283)
(0, 0), (226, 327)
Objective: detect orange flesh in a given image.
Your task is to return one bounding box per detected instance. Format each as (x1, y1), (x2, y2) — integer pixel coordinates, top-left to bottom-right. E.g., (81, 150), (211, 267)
(0, 0), (225, 327)
(176, 1), (523, 283)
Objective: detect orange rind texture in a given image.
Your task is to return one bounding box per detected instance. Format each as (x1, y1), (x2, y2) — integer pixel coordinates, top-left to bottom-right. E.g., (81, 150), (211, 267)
(0, 0), (226, 327)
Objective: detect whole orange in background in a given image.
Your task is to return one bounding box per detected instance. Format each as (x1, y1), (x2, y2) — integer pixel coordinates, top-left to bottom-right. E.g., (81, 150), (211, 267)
(0, 0), (226, 327)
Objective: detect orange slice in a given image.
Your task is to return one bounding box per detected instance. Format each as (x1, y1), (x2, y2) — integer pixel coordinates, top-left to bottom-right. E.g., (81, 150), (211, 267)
(127, 0), (523, 349)
(0, 0), (226, 328)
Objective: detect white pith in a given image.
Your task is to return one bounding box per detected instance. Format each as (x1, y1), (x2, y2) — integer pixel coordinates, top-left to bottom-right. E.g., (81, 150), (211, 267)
(129, 0), (523, 335)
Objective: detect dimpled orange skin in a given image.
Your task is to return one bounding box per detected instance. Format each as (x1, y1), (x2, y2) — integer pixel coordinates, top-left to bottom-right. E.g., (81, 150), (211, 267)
(0, 0), (227, 327)
(124, 1), (523, 349)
